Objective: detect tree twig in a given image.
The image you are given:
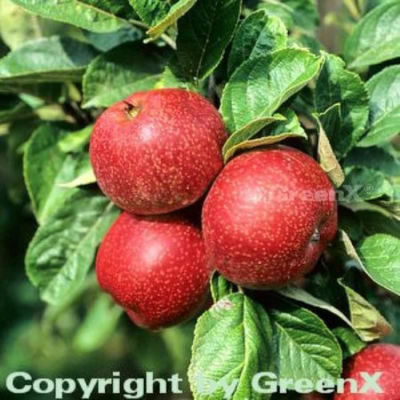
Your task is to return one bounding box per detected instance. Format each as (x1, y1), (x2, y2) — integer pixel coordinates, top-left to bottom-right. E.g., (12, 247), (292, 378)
(129, 19), (177, 50)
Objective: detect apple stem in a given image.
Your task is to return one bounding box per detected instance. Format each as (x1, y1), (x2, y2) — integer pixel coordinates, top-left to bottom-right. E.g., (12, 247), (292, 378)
(124, 101), (141, 120)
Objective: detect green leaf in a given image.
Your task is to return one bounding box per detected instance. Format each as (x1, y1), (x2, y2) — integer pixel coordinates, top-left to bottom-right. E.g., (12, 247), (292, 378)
(277, 286), (354, 327)
(343, 167), (394, 201)
(222, 114), (285, 162)
(358, 66), (400, 147)
(0, 82), (63, 103)
(314, 110), (345, 188)
(383, 315), (400, 346)
(281, 0), (319, 32)
(0, 95), (32, 124)
(339, 208), (364, 242)
(257, 0), (319, 33)
(85, 26), (144, 52)
(336, 231), (400, 302)
(147, 0), (197, 39)
(358, 210), (400, 238)
(58, 125), (93, 153)
(315, 53), (369, 158)
(277, 284), (386, 343)
(291, 33), (322, 55)
(189, 293), (273, 400)
(338, 278), (392, 341)
(315, 99), (342, 137)
(344, 0), (400, 69)
(332, 327), (366, 359)
(376, 200), (400, 222)
(270, 301), (342, 388)
(345, 200), (400, 220)
(257, 1), (294, 29)
(79, 0), (136, 19)
(131, 0), (197, 38)
(344, 146), (400, 177)
(0, 0), (37, 50)
(331, 229), (365, 270)
(222, 109), (306, 162)
(228, 10), (287, 77)
(154, 66), (194, 90)
(0, 37), (97, 86)
(262, 109), (305, 137)
(368, 293), (400, 346)
(24, 124), (92, 224)
(221, 48), (322, 135)
(26, 190), (119, 305)
(358, 233), (400, 297)
(308, 230), (393, 342)
(176, 0), (241, 81)
(9, 0), (130, 33)
(361, 0), (394, 14)
(73, 293), (122, 352)
(58, 163), (96, 188)
(82, 43), (168, 108)
(0, 0), (67, 50)
(210, 273), (234, 303)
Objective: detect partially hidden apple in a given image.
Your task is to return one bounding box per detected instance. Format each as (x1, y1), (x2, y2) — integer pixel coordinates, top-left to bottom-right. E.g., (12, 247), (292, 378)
(96, 211), (211, 330)
(90, 89), (227, 215)
(334, 344), (400, 400)
(202, 146), (338, 288)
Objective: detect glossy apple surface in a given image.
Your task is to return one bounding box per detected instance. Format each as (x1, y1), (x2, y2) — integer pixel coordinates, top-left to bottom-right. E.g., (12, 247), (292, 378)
(90, 89), (227, 215)
(202, 146), (338, 288)
(96, 211), (211, 330)
(334, 344), (400, 400)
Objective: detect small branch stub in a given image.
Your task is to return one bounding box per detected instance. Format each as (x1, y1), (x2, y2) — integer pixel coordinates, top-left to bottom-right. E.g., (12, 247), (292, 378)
(124, 101), (141, 120)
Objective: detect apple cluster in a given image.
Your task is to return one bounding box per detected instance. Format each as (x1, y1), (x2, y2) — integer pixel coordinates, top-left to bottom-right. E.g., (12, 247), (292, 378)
(90, 88), (338, 330)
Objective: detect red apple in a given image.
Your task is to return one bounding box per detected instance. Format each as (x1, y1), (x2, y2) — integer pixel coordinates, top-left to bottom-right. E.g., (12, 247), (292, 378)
(202, 146), (337, 288)
(96, 211), (211, 330)
(334, 344), (400, 400)
(90, 89), (227, 215)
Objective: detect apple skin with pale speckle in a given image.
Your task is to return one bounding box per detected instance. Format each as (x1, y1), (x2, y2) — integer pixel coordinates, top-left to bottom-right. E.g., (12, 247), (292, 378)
(96, 211), (211, 330)
(334, 344), (400, 400)
(202, 146), (338, 289)
(90, 89), (227, 215)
